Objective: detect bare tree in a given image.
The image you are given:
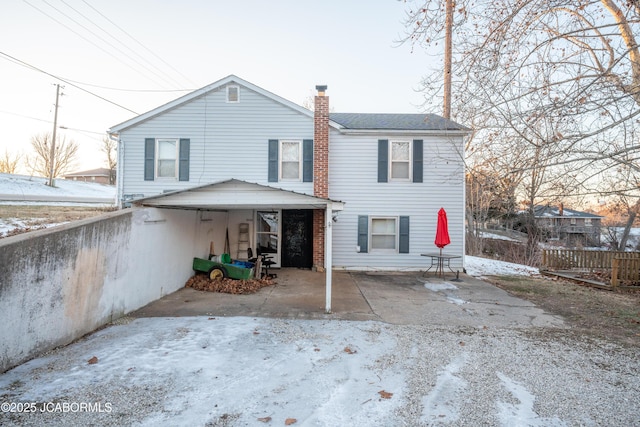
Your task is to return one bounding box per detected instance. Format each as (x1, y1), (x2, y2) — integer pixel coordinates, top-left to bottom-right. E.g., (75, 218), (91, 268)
(0, 149), (21, 174)
(402, 0), (640, 251)
(26, 132), (79, 179)
(101, 137), (117, 185)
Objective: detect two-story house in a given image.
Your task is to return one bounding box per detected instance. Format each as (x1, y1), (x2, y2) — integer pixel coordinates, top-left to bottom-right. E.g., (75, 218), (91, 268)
(533, 204), (603, 246)
(108, 75), (469, 278)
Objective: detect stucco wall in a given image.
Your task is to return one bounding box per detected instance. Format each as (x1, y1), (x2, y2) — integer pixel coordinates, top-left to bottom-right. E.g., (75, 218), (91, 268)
(0, 207), (202, 373)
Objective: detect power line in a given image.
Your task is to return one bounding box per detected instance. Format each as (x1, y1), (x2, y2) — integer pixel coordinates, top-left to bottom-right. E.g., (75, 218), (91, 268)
(0, 109), (53, 124)
(0, 50), (139, 114)
(60, 78), (193, 93)
(81, 0), (198, 88)
(51, 0), (186, 89)
(22, 0), (173, 90)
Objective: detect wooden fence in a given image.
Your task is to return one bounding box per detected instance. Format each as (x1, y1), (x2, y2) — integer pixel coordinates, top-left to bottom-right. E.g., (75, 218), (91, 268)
(542, 249), (640, 287)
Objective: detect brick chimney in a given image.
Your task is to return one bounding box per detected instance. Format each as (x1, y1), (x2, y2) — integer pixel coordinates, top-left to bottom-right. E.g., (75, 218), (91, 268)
(313, 85), (329, 271)
(313, 85), (329, 198)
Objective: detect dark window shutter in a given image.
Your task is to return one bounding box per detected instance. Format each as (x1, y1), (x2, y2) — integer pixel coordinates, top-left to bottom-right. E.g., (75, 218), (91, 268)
(413, 139), (423, 183)
(268, 139), (278, 182)
(179, 138), (190, 181)
(357, 215), (368, 253)
(303, 139), (313, 182)
(378, 139), (388, 182)
(399, 216), (410, 253)
(144, 138), (155, 181)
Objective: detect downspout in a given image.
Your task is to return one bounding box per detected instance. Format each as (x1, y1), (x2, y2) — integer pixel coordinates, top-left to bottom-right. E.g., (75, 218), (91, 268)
(109, 132), (123, 208)
(325, 201), (333, 313)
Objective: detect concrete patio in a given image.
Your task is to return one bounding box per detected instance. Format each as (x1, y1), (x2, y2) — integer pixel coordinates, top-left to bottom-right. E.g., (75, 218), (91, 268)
(132, 269), (565, 329)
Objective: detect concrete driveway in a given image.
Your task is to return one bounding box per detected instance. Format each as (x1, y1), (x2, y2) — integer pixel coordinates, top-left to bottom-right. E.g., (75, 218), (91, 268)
(6, 271), (639, 426)
(133, 269), (564, 329)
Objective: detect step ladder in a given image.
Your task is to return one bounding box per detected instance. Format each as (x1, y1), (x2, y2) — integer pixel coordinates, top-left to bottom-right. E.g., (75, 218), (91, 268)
(237, 223), (249, 260)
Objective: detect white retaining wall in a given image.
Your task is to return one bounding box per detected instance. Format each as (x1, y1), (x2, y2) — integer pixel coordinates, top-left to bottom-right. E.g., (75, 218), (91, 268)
(0, 207), (220, 373)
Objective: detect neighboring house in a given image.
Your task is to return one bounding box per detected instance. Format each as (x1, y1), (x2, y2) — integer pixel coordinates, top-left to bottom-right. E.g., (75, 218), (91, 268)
(108, 75), (469, 275)
(64, 167), (114, 185)
(533, 204), (603, 246)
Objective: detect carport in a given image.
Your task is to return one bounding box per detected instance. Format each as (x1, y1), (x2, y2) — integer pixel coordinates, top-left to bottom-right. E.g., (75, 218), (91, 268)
(133, 179), (344, 312)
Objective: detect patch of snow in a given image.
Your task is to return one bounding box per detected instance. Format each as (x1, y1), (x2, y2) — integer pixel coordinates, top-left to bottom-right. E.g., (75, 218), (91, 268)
(0, 173), (115, 198)
(421, 353), (469, 424)
(497, 372), (566, 427)
(465, 255), (540, 278)
(479, 231), (520, 242)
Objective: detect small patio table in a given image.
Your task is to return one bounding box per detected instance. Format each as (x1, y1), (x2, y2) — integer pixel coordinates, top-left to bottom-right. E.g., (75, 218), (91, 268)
(421, 253), (461, 278)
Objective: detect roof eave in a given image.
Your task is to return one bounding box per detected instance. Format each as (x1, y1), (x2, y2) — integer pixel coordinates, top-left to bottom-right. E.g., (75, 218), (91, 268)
(337, 128), (471, 136)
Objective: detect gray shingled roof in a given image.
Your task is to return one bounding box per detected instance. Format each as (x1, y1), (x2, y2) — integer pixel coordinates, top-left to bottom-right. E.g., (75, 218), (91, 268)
(329, 113), (470, 131)
(532, 205), (603, 219)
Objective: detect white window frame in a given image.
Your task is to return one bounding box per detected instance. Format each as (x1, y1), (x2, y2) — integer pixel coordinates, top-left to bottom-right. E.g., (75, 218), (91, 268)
(370, 216), (398, 252)
(255, 210), (282, 267)
(279, 140), (302, 181)
(389, 140), (412, 181)
(585, 218), (592, 226)
(155, 138), (179, 179)
(227, 85), (240, 103)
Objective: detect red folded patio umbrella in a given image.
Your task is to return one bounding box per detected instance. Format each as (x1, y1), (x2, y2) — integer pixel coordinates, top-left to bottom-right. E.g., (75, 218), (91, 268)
(435, 207), (450, 253)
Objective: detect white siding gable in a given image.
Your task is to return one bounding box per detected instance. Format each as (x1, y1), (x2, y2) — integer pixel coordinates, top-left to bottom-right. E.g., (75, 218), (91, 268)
(117, 81), (314, 200)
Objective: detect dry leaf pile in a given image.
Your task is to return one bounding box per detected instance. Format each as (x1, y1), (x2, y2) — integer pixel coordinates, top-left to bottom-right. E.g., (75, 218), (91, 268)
(185, 274), (276, 294)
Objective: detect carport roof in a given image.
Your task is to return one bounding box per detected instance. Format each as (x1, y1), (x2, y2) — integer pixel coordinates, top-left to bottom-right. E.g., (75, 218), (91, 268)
(133, 179), (344, 211)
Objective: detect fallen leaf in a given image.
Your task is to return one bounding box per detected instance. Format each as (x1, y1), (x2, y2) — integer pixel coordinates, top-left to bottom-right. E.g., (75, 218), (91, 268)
(378, 390), (393, 399)
(285, 418), (297, 425)
(344, 347), (357, 354)
(257, 416), (272, 422)
(87, 356), (98, 364)
(314, 348), (321, 352)
(253, 330), (260, 335)
(459, 341), (465, 346)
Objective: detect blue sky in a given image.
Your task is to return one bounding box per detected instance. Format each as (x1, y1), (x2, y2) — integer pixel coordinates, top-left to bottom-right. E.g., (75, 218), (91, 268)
(1, 0), (440, 171)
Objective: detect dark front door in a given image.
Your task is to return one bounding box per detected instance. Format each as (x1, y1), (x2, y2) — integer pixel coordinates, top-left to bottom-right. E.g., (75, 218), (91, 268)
(282, 209), (313, 268)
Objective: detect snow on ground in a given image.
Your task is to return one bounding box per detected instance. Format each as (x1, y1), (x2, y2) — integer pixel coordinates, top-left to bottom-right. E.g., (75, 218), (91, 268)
(0, 173), (115, 237)
(0, 173), (115, 198)
(465, 255), (540, 278)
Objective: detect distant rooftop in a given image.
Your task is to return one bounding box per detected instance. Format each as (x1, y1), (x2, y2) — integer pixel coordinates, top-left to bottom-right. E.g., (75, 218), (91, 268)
(64, 168), (111, 177)
(330, 113), (470, 131)
(532, 205), (603, 218)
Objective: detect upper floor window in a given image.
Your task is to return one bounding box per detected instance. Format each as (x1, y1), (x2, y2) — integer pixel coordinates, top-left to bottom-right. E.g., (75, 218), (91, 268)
(585, 218), (592, 226)
(227, 85), (239, 103)
(268, 139), (313, 183)
(144, 137), (190, 182)
(156, 138), (178, 178)
(378, 139), (423, 183)
(280, 140), (302, 180)
(391, 141), (411, 180)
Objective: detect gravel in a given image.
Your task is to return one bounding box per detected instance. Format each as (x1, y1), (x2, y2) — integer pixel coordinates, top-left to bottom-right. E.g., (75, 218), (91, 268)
(0, 317), (638, 426)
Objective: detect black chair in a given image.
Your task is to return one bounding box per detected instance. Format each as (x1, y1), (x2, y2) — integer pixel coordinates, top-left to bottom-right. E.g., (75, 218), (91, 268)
(257, 248), (277, 279)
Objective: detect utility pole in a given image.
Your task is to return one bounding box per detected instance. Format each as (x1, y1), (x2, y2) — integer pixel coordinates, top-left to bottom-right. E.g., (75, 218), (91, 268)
(443, 0), (453, 119)
(48, 84), (61, 187)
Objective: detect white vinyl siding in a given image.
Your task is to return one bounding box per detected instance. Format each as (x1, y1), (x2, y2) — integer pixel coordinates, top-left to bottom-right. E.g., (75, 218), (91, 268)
(119, 84), (313, 196)
(330, 128), (465, 270)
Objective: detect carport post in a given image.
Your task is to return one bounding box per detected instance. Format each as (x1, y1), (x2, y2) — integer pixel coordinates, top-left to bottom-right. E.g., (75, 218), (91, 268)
(325, 202), (333, 313)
